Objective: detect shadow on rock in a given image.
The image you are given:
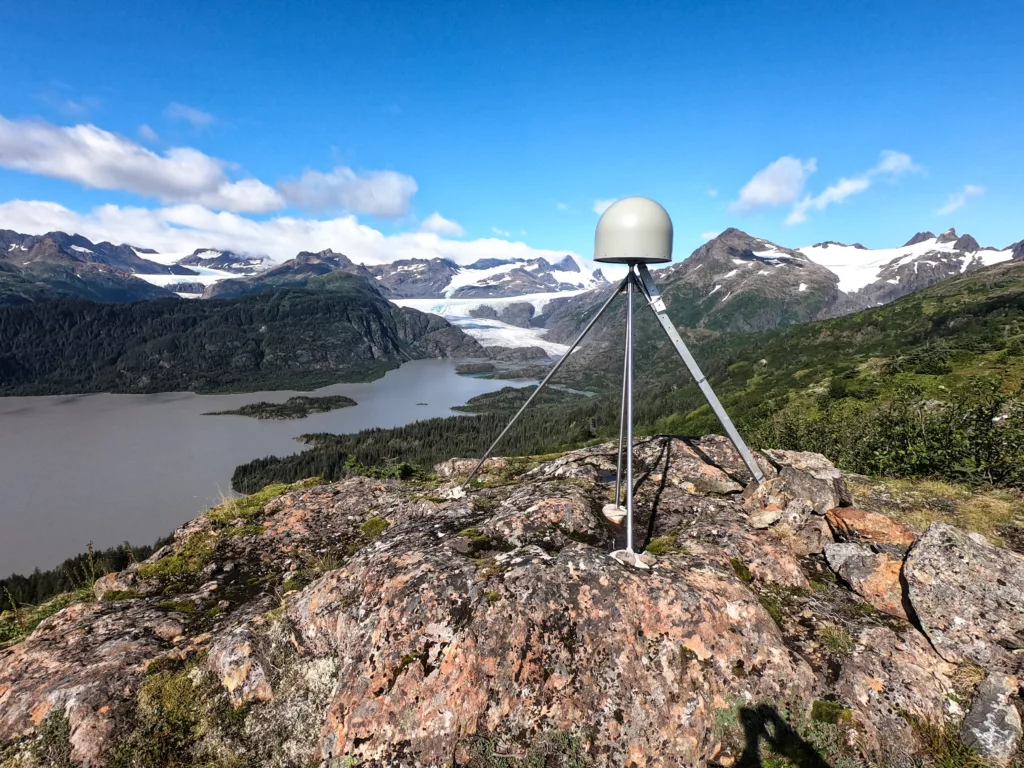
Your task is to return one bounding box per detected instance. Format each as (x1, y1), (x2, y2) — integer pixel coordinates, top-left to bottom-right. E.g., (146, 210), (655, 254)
(734, 705), (833, 768)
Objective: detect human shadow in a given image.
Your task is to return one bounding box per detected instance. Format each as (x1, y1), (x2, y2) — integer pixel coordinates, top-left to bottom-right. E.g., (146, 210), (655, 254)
(734, 705), (833, 768)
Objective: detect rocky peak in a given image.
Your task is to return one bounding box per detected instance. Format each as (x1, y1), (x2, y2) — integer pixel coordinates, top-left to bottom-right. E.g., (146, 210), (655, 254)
(552, 254), (580, 272)
(953, 233), (981, 252)
(1009, 239), (1024, 261)
(294, 248), (355, 268)
(3, 438), (1021, 766)
(936, 227), (959, 244)
(903, 231), (936, 246)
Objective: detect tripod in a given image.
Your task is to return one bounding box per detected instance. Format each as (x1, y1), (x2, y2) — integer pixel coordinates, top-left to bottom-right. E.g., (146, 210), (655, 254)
(464, 262), (765, 554)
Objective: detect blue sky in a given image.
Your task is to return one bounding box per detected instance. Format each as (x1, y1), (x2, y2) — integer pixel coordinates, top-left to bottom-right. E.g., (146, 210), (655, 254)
(0, 0), (1021, 264)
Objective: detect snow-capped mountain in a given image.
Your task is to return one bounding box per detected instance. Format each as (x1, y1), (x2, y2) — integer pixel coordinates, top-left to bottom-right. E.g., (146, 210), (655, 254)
(539, 227), (1019, 343)
(364, 254), (606, 299)
(799, 228), (1014, 306)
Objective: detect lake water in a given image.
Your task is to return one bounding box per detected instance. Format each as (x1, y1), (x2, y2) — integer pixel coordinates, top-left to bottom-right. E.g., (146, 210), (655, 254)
(0, 360), (530, 575)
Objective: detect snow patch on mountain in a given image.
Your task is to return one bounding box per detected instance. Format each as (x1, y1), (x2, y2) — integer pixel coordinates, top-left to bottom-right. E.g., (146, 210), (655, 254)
(798, 233), (1013, 293)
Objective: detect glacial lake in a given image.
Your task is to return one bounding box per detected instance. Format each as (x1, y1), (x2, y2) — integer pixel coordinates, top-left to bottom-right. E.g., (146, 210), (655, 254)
(0, 360), (532, 576)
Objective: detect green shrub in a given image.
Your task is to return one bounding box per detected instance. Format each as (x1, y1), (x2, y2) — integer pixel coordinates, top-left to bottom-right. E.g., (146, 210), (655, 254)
(138, 532), (215, 581)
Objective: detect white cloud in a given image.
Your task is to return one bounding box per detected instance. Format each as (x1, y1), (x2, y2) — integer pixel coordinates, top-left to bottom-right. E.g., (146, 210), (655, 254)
(138, 124), (159, 142)
(593, 199), (615, 215)
(419, 211), (465, 236)
(701, 231), (721, 240)
(729, 156), (818, 213)
(0, 199), (584, 269)
(0, 115), (282, 213)
(785, 150), (919, 224)
(277, 167), (417, 218)
(937, 184), (985, 215)
(164, 102), (215, 127)
(491, 226), (511, 238)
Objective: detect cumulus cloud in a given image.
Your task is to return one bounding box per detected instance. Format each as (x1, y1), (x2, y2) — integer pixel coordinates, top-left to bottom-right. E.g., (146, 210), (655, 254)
(937, 184), (985, 215)
(491, 226), (511, 237)
(419, 212), (465, 236)
(0, 199), (584, 269)
(164, 102), (215, 127)
(729, 156), (818, 213)
(592, 199), (615, 215)
(0, 115), (282, 213)
(785, 150), (919, 224)
(277, 167), (417, 218)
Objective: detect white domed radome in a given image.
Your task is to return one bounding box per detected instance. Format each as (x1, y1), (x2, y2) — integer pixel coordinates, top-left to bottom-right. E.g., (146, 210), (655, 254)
(594, 197), (673, 264)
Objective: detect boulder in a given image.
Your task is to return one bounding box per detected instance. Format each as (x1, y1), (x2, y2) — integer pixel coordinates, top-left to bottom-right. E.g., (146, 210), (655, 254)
(904, 523), (1024, 671)
(762, 449), (852, 509)
(959, 673), (1023, 765)
(836, 626), (956, 756)
(824, 543), (907, 620)
(825, 507), (916, 551)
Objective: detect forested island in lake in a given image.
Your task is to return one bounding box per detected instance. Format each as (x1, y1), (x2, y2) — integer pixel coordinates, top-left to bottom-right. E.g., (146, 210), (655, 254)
(204, 395), (357, 420)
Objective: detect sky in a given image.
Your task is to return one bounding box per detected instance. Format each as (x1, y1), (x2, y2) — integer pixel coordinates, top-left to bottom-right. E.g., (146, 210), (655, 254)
(0, 0), (1021, 265)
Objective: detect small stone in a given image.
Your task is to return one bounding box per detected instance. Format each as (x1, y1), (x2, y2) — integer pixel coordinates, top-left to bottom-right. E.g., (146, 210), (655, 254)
(960, 674), (1022, 765)
(825, 543), (907, 619)
(445, 537), (473, 555)
(791, 516), (833, 556)
(609, 549), (649, 570)
(826, 507), (916, 550)
(748, 506), (782, 529)
(601, 503), (626, 524)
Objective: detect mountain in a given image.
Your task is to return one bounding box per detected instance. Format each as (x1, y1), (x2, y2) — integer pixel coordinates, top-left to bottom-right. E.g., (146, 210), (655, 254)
(2, 440), (1022, 766)
(0, 274), (483, 395)
(0, 235), (180, 306)
(537, 227), (1017, 350)
(364, 254), (606, 299)
(0, 230), (193, 276)
(176, 248), (268, 274)
(799, 227), (1014, 307)
(202, 249), (376, 299)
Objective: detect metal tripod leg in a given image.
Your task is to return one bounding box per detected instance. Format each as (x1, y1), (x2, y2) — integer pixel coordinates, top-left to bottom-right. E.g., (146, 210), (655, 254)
(624, 271), (635, 552)
(614, 288), (629, 508)
(635, 264), (765, 483)
(463, 274), (630, 486)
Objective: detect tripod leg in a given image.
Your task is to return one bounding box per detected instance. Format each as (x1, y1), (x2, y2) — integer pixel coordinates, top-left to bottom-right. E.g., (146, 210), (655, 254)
(625, 271), (636, 552)
(463, 275), (629, 486)
(614, 302), (629, 507)
(634, 264), (765, 483)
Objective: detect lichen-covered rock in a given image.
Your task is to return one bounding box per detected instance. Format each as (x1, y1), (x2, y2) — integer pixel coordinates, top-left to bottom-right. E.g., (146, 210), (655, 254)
(825, 507), (916, 551)
(836, 626), (956, 755)
(959, 673), (1023, 765)
(824, 543), (907, 620)
(0, 439), (1016, 767)
(288, 537), (815, 767)
(904, 523), (1024, 671)
(0, 601), (184, 766)
(763, 449), (852, 510)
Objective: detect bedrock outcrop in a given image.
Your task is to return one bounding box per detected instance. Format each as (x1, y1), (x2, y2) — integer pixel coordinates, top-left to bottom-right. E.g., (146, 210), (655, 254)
(1, 437), (1022, 767)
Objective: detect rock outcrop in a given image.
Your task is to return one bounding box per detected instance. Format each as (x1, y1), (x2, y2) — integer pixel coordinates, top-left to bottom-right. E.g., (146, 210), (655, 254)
(1, 438), (1022, 767)
(904, 523), (1024, 672)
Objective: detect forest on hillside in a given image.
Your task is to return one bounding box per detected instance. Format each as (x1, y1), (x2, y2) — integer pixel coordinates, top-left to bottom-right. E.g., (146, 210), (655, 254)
(0, 276), (463, 395)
